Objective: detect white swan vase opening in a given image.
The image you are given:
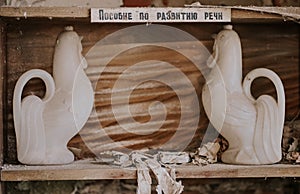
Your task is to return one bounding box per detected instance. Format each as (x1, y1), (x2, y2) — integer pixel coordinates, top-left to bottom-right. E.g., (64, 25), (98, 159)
(202, 25), (285, 165)
(13, 26), (94, 165)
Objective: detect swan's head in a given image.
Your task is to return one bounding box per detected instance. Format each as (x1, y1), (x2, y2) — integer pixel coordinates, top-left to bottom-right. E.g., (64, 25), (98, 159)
(54, 26), (87, 69)
(207, 25), (241, 68)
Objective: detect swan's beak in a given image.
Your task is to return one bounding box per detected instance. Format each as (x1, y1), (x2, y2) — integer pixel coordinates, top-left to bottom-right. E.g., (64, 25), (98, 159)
(207, 54), (216, 68)
(81, 56), (88, 69)
(78, 37), (87, 68)
(207, 47), (217, 68)
(207, 35), (218, 68)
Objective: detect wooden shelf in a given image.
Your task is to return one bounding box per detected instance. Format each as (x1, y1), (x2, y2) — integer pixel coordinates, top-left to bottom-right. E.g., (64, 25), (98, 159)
(1, 160), (300, 181)
(0, 6), (297, 22)
(0, 5), (299, 184)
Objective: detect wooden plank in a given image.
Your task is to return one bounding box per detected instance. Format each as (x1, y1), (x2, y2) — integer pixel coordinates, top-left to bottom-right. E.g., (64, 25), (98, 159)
(0, 19), (5, 165)
(1, 161), (300, 181)
(0, 19), (7, 194)
(176, 163), (300, 179)
(0, 7), (290, 22)
(231, 6), (300, 22)
(0, 7), (89, 18)
(231, 9), (282, 22)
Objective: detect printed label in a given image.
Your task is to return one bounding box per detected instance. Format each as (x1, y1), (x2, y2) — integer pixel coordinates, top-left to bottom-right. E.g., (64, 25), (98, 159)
(91, 8), (231, 23)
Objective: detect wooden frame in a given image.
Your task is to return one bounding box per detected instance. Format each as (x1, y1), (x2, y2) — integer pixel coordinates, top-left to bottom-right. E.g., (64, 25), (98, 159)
(0, 17), (6, 194)
(0, 18), (5, 167)
(0, 7), (299, 182)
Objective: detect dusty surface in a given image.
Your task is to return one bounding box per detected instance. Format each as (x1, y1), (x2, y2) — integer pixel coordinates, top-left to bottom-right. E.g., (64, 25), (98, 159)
(282, 119), (300, 163)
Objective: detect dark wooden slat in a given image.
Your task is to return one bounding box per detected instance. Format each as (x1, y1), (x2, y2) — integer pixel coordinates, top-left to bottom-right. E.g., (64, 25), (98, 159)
(0, 18), (7, 194)
(0, 19), (6, 165)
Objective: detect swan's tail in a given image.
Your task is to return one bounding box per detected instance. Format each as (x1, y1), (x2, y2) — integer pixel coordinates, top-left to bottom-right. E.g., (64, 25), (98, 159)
(13, 69), (55, 164)
(243, 68), (285, 164)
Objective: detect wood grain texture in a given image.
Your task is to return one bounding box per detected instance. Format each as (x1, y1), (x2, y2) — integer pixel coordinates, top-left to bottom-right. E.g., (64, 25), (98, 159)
(3, 21), (299, 163)
(0, 20), (6, 165)
(1, 161), (300, 181)
(0, 7), (89, 18)
(0, 19), (6, 194)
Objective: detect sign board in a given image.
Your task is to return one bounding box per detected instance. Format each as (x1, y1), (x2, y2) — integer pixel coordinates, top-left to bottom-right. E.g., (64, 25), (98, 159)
(91, 8), (231, 23)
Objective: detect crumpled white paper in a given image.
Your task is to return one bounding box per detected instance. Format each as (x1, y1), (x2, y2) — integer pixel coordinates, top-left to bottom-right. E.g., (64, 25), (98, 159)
(94, 151), (186, 194)
(93, 140), (222, 193)
(191, 141), (221, 165)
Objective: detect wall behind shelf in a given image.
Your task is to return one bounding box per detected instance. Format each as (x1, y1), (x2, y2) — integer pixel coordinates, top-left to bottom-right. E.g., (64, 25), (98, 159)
(3, 20), (299, 163)
(1, 3), (299, 194)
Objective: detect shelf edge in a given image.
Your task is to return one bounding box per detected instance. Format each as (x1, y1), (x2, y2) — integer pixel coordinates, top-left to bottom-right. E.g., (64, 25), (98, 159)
(1, 163), (300, 181)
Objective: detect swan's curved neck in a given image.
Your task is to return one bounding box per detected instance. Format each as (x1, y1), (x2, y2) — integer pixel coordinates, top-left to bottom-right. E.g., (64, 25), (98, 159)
(217, 42), (243, 93)
(52, 42), (85, 90)
(53, 60), (77, 88)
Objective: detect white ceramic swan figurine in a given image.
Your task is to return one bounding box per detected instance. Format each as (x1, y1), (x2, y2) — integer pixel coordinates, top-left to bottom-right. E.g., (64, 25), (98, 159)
(202, 25), (285, 164)
(13, 26), (94, 165)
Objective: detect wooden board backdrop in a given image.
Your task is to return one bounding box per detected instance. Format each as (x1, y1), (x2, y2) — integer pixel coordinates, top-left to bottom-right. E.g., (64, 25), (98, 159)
(3, 20), (299, 163)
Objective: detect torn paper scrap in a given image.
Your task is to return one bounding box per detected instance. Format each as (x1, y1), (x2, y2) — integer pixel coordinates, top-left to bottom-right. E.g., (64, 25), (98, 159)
(134, 156), (152, 194)
(93, 151), (132, 167)
(156, 152), (190, 164)
(191, 141), (221, 165)
(145, 158), (184, 194)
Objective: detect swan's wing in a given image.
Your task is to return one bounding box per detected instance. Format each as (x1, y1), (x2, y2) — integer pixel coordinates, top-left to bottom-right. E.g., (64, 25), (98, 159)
(243, 68), (285, 164)
(17, 95), (46, 164)
(254, 95), (281, 163)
